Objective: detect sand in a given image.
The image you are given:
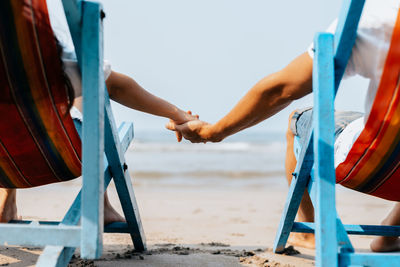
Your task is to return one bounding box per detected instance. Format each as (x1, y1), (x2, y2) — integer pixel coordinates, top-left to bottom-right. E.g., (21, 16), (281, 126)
(0, 174), (395, 266)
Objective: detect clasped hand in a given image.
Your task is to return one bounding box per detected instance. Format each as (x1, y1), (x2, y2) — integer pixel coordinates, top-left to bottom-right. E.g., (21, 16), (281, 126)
(166, 111), (211, 143)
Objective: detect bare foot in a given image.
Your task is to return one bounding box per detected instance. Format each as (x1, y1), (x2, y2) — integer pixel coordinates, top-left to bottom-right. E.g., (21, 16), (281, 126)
(0, 189), (19, 222)
(370, 236), (400, 252)
(104, 204), (125, 225)
(104, 192), (125, 225)
(288, 233), (315, 249)
(370, 203), (400, 252)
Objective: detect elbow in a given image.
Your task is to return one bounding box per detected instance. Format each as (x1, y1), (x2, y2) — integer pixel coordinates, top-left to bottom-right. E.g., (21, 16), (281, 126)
(107, 85), (116, 99)
(105, 76), (115, 99)
(105, 72), (121, 100)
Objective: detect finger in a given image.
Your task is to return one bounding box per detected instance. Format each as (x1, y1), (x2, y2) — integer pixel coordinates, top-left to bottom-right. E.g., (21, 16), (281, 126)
(165, 121), (177, 131)
(176, 131), (182, 142)
(187, 110), (192, 115)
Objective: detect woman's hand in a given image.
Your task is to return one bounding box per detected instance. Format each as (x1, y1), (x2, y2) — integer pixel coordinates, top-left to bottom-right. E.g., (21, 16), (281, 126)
(173, 110), (199, 125)
(170, 110), (199, 142)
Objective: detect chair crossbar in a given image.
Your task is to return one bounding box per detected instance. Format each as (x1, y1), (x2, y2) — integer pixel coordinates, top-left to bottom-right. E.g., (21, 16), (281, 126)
(339, 253), (400, 267)
(9, 220), (131, 234)
(104, 222), (131, 233)
(292, 222), (400, 236)
(0, 225), (80, 247)
(118, 122), (135, 153)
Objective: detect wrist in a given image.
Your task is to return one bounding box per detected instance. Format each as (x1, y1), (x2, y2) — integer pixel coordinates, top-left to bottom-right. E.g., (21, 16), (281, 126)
(202, 124), (225, 142)
(169, 107), (184, 122)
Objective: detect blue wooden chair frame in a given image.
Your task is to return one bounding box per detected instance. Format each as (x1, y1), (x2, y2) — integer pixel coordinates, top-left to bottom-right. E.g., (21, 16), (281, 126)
(273, 0), (400, 266)
(0, 0), (146, 266)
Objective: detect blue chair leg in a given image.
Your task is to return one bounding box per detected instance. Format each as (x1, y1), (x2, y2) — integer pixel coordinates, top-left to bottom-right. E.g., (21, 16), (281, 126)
(313, 32), (337, 267)
(80, 1), (105, 259)
(273, 166), (310, 253)
(273, 130), (314, 252)
(104, 95), (146, 251)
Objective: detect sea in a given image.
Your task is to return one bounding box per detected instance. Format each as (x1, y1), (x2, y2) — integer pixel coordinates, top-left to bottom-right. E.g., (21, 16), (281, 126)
(125, 130), (287, 190)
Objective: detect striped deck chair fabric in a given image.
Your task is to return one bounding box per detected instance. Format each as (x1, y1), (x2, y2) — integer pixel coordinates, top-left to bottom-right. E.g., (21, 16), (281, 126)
(0, 0), (82, 188)
(336, 9), (400, 201)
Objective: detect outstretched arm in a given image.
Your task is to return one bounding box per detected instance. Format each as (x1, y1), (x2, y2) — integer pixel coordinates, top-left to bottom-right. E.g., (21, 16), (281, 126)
(73, 70), (197, 142)
(167, 52), (313, 142)
(106, 71), (195, 124)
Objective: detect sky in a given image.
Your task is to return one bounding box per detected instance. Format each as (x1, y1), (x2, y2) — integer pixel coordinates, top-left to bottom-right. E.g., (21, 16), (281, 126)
(59, 0), (369, 137)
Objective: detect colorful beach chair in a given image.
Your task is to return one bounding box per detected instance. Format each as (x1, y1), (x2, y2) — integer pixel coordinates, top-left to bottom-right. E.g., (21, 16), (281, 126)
(273, 0), (400, 266)
(0, 0), (145, 266)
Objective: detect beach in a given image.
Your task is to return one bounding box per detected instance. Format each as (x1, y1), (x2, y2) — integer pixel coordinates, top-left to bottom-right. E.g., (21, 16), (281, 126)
(0, 131), (395, 266)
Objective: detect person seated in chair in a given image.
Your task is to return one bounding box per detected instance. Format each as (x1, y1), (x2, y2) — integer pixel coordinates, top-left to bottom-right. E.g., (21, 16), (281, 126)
(167, 0), (400, 252)
(0, 2), (198, 226)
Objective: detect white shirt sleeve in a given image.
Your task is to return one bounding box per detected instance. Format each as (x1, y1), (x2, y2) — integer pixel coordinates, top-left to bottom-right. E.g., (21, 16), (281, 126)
(307, 19), (356, 79)
(63, 59), (112, 97)
(307, 0), (398, 81)
(47, 0), (113, 97)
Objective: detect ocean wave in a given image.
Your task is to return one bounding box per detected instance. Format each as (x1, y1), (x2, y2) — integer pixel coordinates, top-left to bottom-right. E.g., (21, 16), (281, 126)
(130, 170), (284, 179)
(128, 141), (285, 153)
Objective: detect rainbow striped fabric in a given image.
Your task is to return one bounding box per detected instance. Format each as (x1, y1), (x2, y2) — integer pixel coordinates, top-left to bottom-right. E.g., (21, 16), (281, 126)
(336, 10), (400, 201)
(0, 0), (82, 187)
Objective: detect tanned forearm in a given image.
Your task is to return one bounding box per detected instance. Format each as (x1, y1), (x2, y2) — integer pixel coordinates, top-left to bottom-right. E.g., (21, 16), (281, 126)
(106, 71), (188, 123)
(204, 52), (313, 141)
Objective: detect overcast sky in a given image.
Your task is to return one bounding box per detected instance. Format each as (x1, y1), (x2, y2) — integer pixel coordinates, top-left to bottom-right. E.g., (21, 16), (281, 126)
(59, 0), (369, 137)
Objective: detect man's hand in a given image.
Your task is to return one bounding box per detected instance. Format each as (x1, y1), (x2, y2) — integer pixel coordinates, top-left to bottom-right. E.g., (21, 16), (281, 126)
(170, 110), (199, 142)
(166, 120), (214, 143)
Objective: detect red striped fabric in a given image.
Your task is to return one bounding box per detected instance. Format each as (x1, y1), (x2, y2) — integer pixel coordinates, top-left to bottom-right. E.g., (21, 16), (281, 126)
(0, 0), (82, 187)
(335, 8), (400, 201)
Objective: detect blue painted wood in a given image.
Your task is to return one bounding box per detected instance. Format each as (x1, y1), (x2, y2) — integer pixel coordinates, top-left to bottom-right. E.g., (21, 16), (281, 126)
(313, 32), (336, 267)
(301, 173), (354, 254)
(334, 0), (365, 91)
(271, 2), (396, 266)
(61, 0), (83, 64)
(37, 246), (73, 267)
(277, 0), (366, 256)
(336, 219), (354, 253)
(118, 122), (135, 153)
(292, 222), (400, 237)
(0, 225), (80, 247)
(339, 253), (400, 267)
(9, 220), (59, 225)
(307, 170), (316, 204)
(307, 171), (354, 254)
(37, 122), (133, 267)
(81, 1), (105, 259)
(273, 131), (314, 252)
(104, 222), (130, 233)
(104, 92), (147, 251)
(2, 0), (141, 265)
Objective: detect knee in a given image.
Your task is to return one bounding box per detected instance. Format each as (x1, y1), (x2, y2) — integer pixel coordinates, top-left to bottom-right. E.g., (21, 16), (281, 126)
(286, 110), (297, 141)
